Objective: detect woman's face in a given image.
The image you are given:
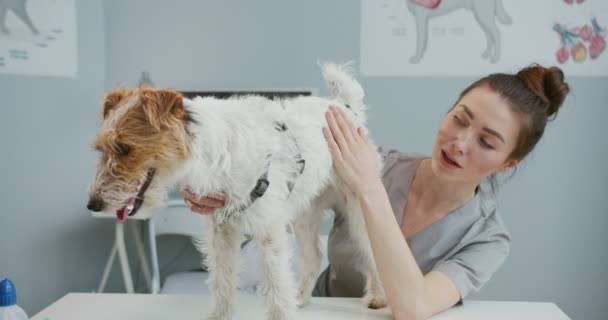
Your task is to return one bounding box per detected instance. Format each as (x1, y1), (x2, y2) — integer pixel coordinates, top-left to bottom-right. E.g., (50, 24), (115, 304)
(431, 85), (522, 184)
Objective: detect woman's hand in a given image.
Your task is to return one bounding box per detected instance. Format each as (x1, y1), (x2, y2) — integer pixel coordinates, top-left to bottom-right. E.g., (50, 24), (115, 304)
(322, 105), (381, 196)
(181, 188), (225, 215)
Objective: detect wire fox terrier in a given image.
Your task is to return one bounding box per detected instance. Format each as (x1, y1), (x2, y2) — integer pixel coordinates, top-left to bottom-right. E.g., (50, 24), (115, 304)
(87, 63), (386, 320)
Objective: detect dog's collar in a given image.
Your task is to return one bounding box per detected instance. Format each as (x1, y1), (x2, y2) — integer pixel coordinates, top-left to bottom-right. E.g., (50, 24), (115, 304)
(216, 166), (271, 222)
(273, 120), (306, 193)
(238, 119), (305, 209)
(217, 118), (305, 221)
(250, 171), (270, 202)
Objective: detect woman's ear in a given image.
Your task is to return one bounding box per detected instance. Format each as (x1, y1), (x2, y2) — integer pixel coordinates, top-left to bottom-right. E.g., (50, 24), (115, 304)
(500, 158), (520, 172)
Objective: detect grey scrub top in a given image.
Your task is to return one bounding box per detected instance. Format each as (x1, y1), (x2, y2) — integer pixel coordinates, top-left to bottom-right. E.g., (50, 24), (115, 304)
(313, 145), (511, 300)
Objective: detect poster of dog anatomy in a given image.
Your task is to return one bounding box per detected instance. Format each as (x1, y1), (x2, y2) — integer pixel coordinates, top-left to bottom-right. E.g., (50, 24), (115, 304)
(0, 0), (77, 77)
(361, 0), (607, 76)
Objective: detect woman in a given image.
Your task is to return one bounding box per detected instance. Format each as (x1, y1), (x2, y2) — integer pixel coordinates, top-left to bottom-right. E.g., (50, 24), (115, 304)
(182, 64), (570, 319)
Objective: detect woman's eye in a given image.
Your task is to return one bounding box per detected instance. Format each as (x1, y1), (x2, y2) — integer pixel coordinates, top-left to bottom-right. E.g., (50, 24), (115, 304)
(454, 116), (466, 126)
(479, 138), (494, 150)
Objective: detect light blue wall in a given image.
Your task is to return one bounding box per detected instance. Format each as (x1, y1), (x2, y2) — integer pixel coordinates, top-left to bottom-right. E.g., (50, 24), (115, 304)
(0, 0), (121, 315)
(0, 0), (606, 318)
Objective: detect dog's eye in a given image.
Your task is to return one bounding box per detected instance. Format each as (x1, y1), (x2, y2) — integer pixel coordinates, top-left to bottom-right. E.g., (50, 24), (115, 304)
(114, 143), (131, 156)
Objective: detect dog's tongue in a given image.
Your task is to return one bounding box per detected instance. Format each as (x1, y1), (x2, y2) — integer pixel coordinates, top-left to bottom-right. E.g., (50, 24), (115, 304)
(116, 197), (136, 222)
(116, 207), (127, 222)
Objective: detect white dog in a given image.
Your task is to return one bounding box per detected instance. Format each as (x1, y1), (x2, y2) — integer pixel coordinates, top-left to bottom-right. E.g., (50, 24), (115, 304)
(407, 0), (512, 63)
(87, 63), (386, 320)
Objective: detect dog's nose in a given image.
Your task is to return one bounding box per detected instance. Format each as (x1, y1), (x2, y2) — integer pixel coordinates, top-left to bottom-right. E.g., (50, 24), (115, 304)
(87, 198), (105, 212)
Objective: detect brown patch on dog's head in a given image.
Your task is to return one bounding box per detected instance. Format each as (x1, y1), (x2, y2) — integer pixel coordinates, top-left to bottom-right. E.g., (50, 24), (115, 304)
(102, 88), (132, 119)
(88, 87), (193, 219)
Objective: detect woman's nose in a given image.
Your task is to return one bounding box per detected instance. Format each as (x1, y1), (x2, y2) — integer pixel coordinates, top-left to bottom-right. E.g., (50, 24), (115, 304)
(452, 132), (472, 155)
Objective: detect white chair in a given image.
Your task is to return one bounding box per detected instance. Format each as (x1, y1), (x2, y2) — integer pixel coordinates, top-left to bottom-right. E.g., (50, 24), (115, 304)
(148, 199), (210, 294)
(148, 199), (330, 295)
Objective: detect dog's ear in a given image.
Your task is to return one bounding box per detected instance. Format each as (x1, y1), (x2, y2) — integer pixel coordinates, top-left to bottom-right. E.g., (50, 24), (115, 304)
(140, 88), (184, 130)
(102, 88), (132, 119)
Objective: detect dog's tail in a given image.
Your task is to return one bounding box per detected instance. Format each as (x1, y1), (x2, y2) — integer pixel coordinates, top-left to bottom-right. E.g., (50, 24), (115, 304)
(321, 61), (366, 114)
(495, 0), (512, 25)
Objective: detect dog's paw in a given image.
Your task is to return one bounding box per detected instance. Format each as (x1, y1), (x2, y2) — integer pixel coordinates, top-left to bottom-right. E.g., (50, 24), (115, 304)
(296, 293), (311, 308)
(364, 295), (388, 309)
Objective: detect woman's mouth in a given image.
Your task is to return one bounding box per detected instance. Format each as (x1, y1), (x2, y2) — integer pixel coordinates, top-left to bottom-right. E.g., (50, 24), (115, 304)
(440, 149), (462, 169)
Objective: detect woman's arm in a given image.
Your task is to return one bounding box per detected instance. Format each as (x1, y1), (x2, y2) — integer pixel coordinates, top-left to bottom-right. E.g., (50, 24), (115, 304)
(322, 106), (460, 320)
(358, 180), (460, 320)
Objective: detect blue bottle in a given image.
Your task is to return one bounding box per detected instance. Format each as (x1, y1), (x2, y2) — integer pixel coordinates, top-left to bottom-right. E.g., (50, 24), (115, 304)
(0, 278), (28, 320)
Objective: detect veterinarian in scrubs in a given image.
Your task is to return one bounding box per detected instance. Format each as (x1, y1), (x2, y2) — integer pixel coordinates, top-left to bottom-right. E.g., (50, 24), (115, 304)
(183, 64), (570, 320)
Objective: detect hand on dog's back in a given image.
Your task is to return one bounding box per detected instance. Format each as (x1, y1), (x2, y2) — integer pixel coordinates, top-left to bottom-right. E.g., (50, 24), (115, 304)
(181, 188), (225, 215)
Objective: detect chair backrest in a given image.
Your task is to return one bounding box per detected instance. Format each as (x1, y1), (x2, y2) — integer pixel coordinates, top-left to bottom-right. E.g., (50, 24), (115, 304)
(148, 198), (209, 293)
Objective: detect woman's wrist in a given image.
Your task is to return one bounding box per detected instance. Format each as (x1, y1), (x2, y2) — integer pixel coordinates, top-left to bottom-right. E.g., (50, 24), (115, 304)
(355, 176), (385, 203)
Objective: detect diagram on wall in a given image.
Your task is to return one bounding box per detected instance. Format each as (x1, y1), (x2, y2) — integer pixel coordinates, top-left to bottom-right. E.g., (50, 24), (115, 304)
(360, 0), (608, 76)
(0, 0), (77, 77)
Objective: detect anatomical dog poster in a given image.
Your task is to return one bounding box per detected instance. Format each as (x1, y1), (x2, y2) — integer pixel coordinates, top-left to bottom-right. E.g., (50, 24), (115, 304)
(0, 0), (77, 77)
(361, 0), (607, 76)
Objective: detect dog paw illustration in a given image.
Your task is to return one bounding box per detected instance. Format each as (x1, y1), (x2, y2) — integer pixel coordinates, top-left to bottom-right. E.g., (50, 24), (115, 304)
(410, 55), (422, 64)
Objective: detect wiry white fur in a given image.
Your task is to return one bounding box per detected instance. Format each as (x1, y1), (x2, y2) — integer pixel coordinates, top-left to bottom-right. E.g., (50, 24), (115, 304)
(144, 63), (385, 319)
(321, 61), (366, 115)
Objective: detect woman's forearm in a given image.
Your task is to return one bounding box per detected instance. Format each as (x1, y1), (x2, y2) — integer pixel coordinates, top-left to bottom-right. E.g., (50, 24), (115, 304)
(357, 179), (427, 319)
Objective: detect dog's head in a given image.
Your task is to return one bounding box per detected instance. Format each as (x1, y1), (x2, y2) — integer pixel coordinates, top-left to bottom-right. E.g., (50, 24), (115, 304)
(87, 87), (192, 221)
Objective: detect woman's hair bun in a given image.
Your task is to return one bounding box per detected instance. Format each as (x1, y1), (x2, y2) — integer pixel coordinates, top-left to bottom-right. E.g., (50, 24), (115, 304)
(516, 64), (570, 119)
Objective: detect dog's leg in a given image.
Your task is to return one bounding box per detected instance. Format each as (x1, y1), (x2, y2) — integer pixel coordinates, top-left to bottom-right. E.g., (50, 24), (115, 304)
(363, 267), (387, 309)
(479, 23), (493, 60)
(480, 39), (494, 61)
(11, 2), (38, 35)
(411, 9), (429, 63)
(344, 194), (387, 309)
(473, 2), (501, 63)
(257, 222), (297, 320)
(0, 3), (9, 35)
(293, 205), (322, 307)
(205, 222), (242, 320)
